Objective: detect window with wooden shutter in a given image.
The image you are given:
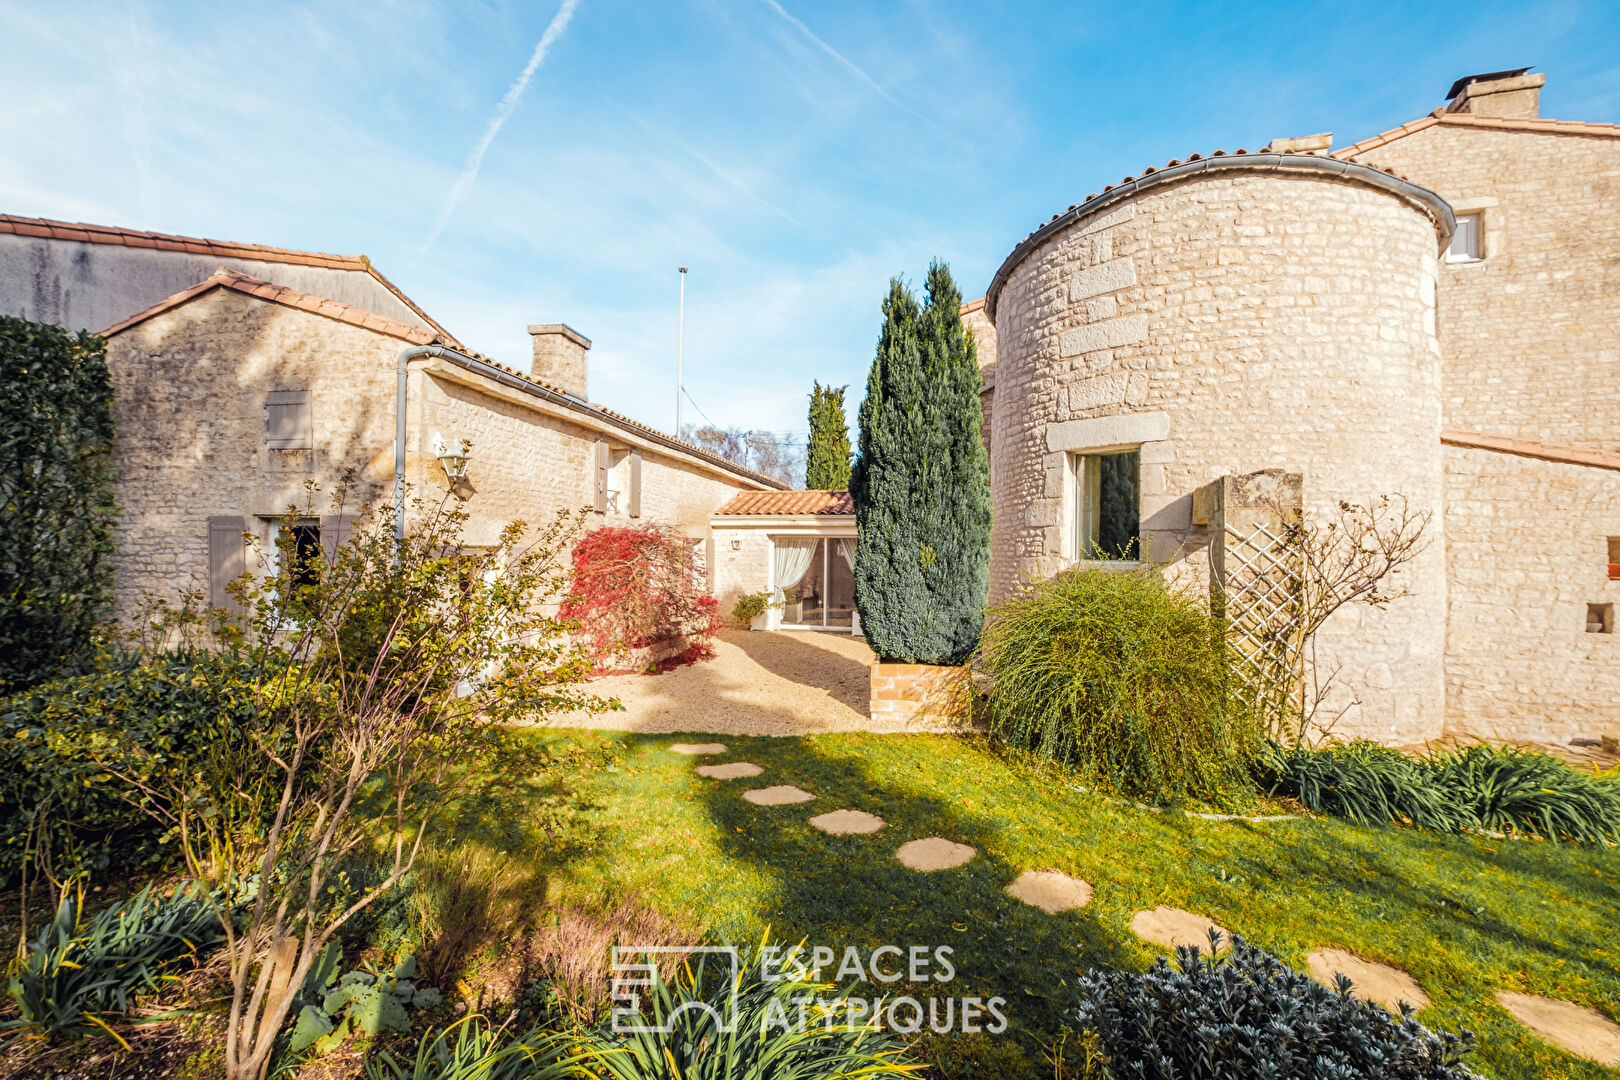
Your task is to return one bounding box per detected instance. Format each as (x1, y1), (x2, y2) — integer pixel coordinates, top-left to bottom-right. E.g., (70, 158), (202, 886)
(594, 440), (610, 513)
(266, 390), (312, 450)
(320, 514), (358, 566)
(208, 516), (248, 612)
(628, 451), (642, 518)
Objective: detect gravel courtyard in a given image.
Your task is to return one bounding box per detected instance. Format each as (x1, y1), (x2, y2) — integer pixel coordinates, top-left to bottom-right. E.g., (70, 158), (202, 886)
(547, 629), (879, 735)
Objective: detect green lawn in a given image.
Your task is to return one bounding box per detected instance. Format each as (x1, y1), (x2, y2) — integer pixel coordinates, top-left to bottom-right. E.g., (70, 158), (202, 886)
(463, 728), (1619, 1080)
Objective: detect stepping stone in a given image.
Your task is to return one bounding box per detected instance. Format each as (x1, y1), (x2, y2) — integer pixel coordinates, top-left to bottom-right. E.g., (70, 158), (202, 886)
(1306, 949), (1429, 1013)
(1006, 870), (1093, 914)
(669, 743), (726, 755)
(809, 809), (885, 835)
(1130, 907), (1231, 955)
(743, 785), (816, 806)
(895, 837), (975, 871)
(1495, 991), (1620, 1068)
(696, 762), (762, 780)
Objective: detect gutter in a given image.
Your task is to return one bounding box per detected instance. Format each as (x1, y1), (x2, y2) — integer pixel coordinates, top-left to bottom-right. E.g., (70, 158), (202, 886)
(983, 153), (1457, 322)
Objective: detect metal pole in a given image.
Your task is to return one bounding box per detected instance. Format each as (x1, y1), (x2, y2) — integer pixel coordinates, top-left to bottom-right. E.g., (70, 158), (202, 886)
(676, 265), (686, 437)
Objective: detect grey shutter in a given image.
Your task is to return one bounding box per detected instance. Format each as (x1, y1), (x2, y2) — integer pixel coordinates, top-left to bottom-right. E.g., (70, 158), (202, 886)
(320, 514), (359, 565)
(628, 451), (642, 518)
(266, 390), (312, 450)
(208, 516), (248, 612)
(594, 440), (610, 513)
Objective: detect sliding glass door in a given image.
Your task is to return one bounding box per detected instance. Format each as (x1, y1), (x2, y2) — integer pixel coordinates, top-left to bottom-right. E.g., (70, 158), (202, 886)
(776, 537), (856, 630)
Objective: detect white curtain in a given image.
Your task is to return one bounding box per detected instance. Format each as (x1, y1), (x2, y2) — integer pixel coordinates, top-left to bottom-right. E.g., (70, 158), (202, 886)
(772, 537), (818, 605)
(836, 538), (856, 571)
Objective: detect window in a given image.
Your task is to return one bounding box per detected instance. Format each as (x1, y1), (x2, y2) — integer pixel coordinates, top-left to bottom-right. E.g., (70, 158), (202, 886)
(1608, 537), (1620, 581)
(1588, 603), (1614, 635)
(1074, 449), (1141, 561)
(773, 537), (856, 630)
(1447, 212), (1483, 262)
(280, 520), (323, 592)
(265, 390), (312, 449)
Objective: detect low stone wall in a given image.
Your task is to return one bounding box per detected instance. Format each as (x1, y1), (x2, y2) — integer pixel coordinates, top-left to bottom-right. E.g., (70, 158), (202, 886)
(869, 663), (973, 732)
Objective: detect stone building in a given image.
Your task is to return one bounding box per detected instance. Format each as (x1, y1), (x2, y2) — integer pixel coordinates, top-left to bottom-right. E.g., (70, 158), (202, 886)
(0, 216), (781, 624)
(976, 70), (1618, 744)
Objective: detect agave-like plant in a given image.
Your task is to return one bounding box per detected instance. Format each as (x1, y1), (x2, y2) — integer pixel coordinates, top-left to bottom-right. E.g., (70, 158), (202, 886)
(1261, 740), (1464, 831)
(4, 880), (224, 1042)
(565, 936), (924, 1080)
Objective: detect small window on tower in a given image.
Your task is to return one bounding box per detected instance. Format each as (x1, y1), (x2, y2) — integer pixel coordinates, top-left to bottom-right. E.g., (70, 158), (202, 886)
(1447, 213), (1483, 262)
(1073, 449), (1141, 561)
(1608, 537), (1620, 580)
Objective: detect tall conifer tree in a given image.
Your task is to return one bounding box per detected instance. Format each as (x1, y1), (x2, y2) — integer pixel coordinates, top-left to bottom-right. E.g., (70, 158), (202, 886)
(850, 262), (992, 664)
(804, 382), (852, 490)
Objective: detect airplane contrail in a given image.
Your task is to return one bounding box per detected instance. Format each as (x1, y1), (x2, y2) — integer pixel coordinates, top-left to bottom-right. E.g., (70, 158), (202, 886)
(424, 0), (580, 250)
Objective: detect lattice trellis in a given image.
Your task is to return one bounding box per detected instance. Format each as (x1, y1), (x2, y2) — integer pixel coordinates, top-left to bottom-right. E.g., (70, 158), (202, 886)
(1219, 520), (1303, 705)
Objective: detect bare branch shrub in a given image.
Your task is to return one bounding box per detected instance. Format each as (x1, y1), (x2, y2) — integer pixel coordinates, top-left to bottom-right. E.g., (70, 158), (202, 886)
(97, 479), (611, 1080)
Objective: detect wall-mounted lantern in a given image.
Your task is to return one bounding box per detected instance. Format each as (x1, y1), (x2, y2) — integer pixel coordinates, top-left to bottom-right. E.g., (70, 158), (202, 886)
(434, 436), (472, 483)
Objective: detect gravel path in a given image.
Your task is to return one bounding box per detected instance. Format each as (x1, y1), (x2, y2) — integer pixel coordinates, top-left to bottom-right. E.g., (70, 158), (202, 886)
(541, 629), (879, 735)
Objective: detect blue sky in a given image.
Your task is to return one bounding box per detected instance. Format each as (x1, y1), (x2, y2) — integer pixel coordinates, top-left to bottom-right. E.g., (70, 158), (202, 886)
(4, 1), (1617, 441)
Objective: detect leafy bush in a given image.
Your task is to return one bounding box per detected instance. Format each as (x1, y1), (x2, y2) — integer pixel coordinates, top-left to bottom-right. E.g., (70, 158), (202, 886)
(285, 946), (442, 1056)
(0, 316), (119, 695)
(730, 590), (775, 627)
(979, 566), (1258, 807)
(1264, 740), (1620, 843)
(0, 649), (260, 882)
(5, 881), (224, 1039)
(1076, 933), (1476, 1080)
(565, 942), (921, 1079)
(561, 525), (723, 670)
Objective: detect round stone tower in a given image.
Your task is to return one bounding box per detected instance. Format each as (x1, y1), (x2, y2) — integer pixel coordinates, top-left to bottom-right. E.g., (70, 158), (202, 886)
(984, 152), (1455, 743)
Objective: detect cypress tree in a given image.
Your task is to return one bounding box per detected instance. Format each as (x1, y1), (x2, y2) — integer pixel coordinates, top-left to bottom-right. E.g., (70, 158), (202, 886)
(850, 262), (992, 665)
(804, 382), (852, 489)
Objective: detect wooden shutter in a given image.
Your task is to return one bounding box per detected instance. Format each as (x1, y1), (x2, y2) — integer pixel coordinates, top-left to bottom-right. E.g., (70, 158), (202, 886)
(266, 390), (312, 450)
(320, 514), (359, 565)
(628, 451), (642, 518)
(594, 440), (610, 513)
(208, 516), (247, 612)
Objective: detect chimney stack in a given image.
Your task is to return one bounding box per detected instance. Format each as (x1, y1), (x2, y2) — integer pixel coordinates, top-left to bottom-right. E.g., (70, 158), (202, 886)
(1445, 69), (1543, 119)
(1263, 132), (1333, 155)
(527, 323), (591, 400)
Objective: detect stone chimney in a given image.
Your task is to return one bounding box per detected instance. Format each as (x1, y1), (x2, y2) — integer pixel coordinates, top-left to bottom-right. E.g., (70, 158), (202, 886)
(527, 323), (591, 400)
(1263, 132), (1333, 155)
(1445, 69), (1543, 119)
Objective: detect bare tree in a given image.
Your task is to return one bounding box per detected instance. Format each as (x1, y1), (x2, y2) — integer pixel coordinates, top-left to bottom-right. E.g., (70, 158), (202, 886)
(100, 479), (611, 1080)
(1245, 496), (1432, 747)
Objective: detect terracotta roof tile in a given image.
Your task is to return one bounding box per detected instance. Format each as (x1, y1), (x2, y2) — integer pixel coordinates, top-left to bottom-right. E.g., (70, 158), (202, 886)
(0, 212), (461, 347)
(1333, 113), (1620, 160)
(715, 489), (853, 516)
(99, 268), (438, 345)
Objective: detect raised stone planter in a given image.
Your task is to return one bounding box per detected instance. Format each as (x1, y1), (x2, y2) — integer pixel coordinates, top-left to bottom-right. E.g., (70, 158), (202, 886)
(869, 662), (971, 730)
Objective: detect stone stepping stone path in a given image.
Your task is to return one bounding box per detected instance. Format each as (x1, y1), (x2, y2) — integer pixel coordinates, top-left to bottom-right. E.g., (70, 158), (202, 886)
(1495, 991), (1620, 1067)
(696, 762), (763, 780)
(743, 785), (816, 806)
(1130, 906), (1231, 955)
(1006, 870), (1093, 914)
(895, 837), (975, 871)
(1305, 949), (1428, 1013)
(809, 809), (885, 835)
(669, 742), (727, 755)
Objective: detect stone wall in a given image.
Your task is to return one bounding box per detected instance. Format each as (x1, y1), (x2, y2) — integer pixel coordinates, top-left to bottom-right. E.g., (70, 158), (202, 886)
(1441, 446), (1620, 740)
(1344, 126), (1620, 453)
(104, 289), (761, 624)
(990, 167), (1450, 742)
(709, 524), (776, 624)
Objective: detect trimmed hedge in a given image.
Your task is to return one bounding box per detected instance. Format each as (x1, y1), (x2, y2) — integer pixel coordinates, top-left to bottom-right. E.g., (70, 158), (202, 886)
(0, 650), (260, 881)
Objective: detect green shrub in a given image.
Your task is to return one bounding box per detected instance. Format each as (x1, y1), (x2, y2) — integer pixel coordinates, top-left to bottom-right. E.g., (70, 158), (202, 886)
(0, 316), (119, 695)
(1264, 740), (1620, 844)
(0, 649), (260, 881)
(1076, 933), (1476, 1079)
(979, 566), (1258, 807)
(365, 1016), (578, 1080)
(4, 881), (224, 1039)
(285, 947), (443, 1057)
(730, 590), (775, 626)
